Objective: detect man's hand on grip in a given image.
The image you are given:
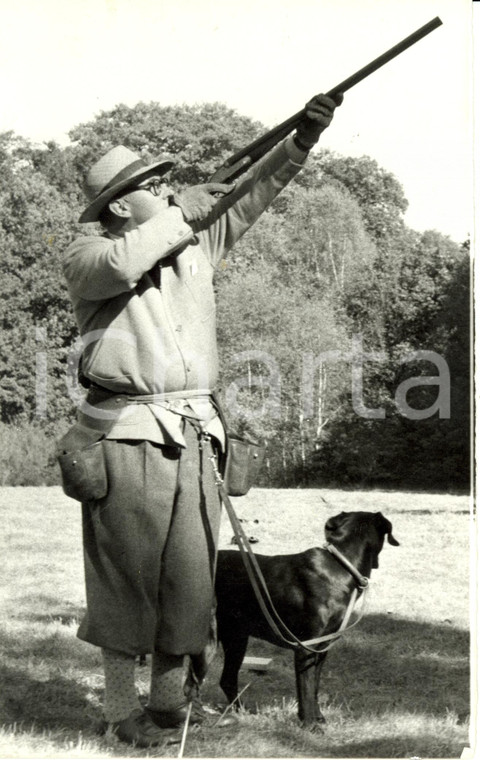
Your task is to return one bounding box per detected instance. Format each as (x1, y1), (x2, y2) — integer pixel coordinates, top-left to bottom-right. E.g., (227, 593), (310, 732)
(172, 183), (235, 222)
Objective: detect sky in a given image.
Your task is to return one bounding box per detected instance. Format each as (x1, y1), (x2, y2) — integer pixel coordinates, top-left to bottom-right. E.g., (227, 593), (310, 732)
(0, 0), (475, 243)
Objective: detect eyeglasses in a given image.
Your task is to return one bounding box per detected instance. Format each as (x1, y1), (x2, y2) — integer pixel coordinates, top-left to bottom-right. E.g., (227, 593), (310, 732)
(132, 178), (165, 197)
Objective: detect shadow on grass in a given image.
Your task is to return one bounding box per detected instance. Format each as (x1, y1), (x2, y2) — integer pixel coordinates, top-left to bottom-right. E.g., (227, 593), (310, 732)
(324, 613), (470, 717)
(271, 723), (468, 760)
(0, 620), (101, 735)
(324, 735), (466, 759)
(0, 661), (99, 733)
(200, 613), (469, 756)
(204, 613), (469, 721)
(0, 612), (469, 757)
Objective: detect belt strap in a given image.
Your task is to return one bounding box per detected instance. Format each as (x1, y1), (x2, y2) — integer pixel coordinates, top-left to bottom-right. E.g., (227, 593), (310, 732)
(126, 389), (213, 403)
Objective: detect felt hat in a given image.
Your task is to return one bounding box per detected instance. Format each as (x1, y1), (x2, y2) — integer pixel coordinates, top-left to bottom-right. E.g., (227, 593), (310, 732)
(79, 145), (175, 223)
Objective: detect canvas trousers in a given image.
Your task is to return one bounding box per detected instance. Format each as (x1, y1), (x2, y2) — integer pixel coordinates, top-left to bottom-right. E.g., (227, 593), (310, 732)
(77, 421), (222, 656)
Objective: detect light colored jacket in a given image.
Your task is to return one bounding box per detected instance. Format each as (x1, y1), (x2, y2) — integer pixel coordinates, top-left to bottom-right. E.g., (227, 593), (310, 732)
(64, 138), (305, 396)
(63, 138), (306, 446)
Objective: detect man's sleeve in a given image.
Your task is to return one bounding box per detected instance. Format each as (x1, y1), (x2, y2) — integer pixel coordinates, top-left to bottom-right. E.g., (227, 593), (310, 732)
(63, 206), (194, 301)
(194, 136), (308, 267)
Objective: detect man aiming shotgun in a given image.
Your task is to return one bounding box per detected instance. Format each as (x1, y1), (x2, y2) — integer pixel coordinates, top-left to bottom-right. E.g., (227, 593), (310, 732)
(59, 17), (441, 748)
(210, 16), (442, 184)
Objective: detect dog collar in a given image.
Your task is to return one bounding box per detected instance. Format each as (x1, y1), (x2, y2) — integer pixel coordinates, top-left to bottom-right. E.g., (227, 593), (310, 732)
(323, 542), (369, 589)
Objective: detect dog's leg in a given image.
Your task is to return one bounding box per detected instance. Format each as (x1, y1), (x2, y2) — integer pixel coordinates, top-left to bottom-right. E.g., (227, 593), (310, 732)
(313, 651), (328, 721)
(294, 649), (327, 727)
(219, 634), (249, 707)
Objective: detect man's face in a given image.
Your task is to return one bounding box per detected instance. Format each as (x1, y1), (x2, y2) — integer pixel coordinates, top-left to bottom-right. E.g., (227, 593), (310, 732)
(112, 173), (173, 227)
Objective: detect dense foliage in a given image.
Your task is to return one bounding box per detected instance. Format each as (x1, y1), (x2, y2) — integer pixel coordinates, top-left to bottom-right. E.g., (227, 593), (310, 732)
(0, 103), (471, 488)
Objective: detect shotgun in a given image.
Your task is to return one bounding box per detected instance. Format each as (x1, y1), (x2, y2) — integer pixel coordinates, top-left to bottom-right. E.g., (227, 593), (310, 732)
(209, 17), (442, 183)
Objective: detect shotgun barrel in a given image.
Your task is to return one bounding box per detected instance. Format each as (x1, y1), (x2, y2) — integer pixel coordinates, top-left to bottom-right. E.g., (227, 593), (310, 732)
(210, 17), (442, 183)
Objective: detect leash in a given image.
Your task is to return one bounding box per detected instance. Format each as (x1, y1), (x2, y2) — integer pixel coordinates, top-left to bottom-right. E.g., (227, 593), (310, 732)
(212, 682), (251, 728)
(207, 445), (369, 654)
(177, 702), (192, 759)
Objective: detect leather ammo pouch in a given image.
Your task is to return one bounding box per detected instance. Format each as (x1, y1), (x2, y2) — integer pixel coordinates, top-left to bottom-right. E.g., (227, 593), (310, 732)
(223, 434), (266, 497)
(57, 387), (127, 502)
(57, 442), (108, 502)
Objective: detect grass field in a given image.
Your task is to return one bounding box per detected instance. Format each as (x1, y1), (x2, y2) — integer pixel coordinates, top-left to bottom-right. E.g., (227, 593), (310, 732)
(0, 486), (473, 758)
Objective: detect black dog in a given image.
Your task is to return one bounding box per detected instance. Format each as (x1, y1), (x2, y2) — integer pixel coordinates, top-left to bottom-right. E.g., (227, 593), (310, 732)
(215, 511), (399, 726)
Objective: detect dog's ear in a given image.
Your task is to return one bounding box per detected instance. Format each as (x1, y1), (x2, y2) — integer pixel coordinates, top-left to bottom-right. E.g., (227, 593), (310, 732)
(325, 512), (348, 541)
(375, 512), (400, 546)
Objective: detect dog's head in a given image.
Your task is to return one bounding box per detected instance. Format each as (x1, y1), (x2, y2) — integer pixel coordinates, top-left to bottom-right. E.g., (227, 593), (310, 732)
(325, 511), (399, 569)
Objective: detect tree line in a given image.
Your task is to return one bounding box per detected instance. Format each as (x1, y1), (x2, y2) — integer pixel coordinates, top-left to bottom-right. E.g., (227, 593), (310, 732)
(0, 102), (471, 489)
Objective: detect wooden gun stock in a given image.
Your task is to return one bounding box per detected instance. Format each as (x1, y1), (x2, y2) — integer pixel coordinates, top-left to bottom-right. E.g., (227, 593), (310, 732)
(210, 17), (442, 183)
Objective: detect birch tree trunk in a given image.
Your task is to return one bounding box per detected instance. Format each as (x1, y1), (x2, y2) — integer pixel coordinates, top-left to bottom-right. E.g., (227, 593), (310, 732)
(316, 361), (329, 443)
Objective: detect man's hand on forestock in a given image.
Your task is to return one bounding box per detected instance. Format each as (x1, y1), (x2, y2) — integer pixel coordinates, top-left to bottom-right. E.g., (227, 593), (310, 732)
(172, 183), (235, 223)
(295, 92), (344, 150)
